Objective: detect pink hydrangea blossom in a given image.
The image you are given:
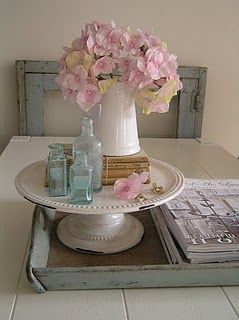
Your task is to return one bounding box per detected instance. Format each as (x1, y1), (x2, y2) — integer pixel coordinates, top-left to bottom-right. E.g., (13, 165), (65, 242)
(137, 48), (179, 80)
(146, 101), (169, 114)
(95, 24), (111, 45)
(114, 172), (149, 200)
(95, 22), (121, 52)
(121, 30), (145, 55)
(138, 47), (164, 80)
(58, 56), (67, 74)
(135, 79), (182, 114)
(116, 57), (135, 74)
(56, 21), (182, 112)
(85, 21), (121, 57)
(86, 34), (97, 54)
(76, 84), (101, 111)
(128, 70), (153, 89)
(91, 56), (115, 77)
(93, 45), (108, 56)
(62, 88), (78, 103)
(55, 65), (87, 91)
(157, 79), (183, 103)
(134, 89), (168, 114)
(143, 29), (161, 47)
(158, 54), (179, 79)
(98, 28), (121, 55)
(71, 37), (86, 51)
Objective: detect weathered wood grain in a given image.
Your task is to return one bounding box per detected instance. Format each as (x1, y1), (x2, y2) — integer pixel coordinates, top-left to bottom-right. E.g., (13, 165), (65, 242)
(194, 67), (207, 137)
(24, 60), (58, 73)
(16, 61), (207, 138)
(25, 73), (44, 136)
(16, 61), (27, 135)
(44, 74), (59, 91)
(27, 206), (239, 292)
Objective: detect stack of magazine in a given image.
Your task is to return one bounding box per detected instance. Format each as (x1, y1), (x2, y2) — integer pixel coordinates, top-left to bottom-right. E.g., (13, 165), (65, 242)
(151, 179), (239, 264)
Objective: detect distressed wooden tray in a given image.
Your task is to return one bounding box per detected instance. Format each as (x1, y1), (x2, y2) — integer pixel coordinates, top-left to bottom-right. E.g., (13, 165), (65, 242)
(27, 205), (239, 293)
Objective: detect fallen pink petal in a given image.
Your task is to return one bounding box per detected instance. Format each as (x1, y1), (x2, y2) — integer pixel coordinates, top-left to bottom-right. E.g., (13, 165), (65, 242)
(114, 172), (149, 200)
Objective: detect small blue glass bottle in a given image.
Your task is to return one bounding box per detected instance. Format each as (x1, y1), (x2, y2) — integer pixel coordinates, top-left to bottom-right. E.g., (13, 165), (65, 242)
(73, 118), (103, 193)
(70, 151), (93, 204)
(48, 143), (67, 197)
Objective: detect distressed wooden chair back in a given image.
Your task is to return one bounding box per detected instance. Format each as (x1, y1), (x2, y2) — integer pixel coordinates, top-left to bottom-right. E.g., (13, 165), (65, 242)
(16, 61), (207, 138)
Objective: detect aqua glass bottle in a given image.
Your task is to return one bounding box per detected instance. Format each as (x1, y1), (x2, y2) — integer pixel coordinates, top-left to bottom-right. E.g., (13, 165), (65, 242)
(70, 151), (93, 204)
(48, 143), (67, 197)
(73, 118), (103, 192)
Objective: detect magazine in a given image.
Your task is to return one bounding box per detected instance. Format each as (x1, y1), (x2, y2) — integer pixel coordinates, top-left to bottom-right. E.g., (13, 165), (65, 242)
(156, 179), (239, 264)
(151, 207), (185, 265)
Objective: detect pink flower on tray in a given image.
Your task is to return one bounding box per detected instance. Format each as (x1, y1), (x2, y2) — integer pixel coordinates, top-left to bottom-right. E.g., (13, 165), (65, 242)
(114, 172), (149, 200)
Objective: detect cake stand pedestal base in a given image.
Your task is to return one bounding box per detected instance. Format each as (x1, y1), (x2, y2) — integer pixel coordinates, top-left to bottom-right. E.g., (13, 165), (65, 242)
(57, 213), (144, 254)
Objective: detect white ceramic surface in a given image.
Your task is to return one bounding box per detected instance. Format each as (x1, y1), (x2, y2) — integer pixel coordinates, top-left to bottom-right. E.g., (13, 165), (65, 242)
(57, 213), (144, 254)
(15, 158), (185, 214)
(90, 82), (140, 156)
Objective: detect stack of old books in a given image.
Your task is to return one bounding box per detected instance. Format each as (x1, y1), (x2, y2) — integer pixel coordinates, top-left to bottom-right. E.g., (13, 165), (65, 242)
(103, 150), (150, 185)
(47, 145), (151, 187)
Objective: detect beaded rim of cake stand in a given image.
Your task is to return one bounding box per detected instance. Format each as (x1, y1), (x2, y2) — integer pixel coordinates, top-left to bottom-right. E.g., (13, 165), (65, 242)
(15, 158), (184, 214)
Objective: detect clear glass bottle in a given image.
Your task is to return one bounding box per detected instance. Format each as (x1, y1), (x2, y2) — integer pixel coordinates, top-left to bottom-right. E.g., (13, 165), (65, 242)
(70, 151), (93, 204)
(48, 143), (67, 197)
(73, 117), (103, 192)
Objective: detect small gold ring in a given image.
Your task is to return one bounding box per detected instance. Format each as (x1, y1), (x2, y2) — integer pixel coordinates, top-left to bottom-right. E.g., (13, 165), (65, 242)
(135, 193), (147, 202)
(152, 182), (164, 194)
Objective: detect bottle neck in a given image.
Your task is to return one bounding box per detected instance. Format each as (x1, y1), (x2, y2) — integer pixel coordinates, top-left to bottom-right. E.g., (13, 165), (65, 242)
(81, 125), (93, 136)
(48, 143), (64, 159)
(81, 118), (94, 136)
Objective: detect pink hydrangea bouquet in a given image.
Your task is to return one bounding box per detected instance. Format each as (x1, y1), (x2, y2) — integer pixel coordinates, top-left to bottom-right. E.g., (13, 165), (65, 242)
(56, 21), (182, 114)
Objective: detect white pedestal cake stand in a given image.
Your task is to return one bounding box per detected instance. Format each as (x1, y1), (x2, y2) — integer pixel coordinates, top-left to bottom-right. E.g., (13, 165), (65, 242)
(15, 159), (184, 254)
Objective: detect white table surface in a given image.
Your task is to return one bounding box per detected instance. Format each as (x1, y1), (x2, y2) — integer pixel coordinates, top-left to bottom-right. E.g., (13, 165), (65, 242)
(1, 136), (239, 320)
